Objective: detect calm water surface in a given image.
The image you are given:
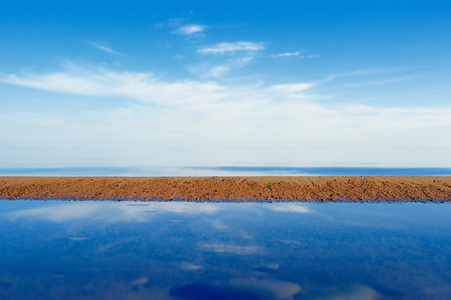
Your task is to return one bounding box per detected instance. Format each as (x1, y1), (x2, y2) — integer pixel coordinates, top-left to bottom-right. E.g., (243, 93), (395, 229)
(0, 201), (450, 299)
(1, 166), (451, 176)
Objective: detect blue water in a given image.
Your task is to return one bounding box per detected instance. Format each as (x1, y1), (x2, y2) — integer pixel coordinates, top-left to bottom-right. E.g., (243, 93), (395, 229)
(1, 166), (451, 176)
(0, 201), (450, 299)
(192, 166), (451, 176)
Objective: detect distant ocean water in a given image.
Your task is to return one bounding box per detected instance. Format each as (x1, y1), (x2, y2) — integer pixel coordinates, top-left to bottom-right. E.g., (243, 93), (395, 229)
(1, 166), (450, 176)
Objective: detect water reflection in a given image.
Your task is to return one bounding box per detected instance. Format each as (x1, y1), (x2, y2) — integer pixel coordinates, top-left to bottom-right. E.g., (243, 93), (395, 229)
(7, 201), (222, 222)
(0, 201), (450, 299)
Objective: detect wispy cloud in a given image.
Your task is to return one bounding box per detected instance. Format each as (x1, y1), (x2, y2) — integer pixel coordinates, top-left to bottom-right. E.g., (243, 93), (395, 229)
(268, 51), (302, 58)
(326, 68), (412, 80)
(198, 42), (264, 54)
(268, 52), (319, 59)
(1, 63), (450, 168)
(309, 67), (414, 86)
(175, 24), (206, 35)
(160, 18), (206, 36)
(189, 56), (255, 78)
(0, 64), (225, 105)
(86, 42), (124, 56)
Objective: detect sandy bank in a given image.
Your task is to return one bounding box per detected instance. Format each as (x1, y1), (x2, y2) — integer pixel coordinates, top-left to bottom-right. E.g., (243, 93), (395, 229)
(0, 176), (450, 202)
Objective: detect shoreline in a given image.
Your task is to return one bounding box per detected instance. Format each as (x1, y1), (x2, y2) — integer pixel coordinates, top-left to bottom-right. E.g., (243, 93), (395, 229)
(1, 176), (450, 202)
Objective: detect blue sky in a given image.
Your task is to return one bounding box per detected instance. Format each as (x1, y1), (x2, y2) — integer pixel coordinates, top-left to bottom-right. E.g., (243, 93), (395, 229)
(1, 0), (450, 170)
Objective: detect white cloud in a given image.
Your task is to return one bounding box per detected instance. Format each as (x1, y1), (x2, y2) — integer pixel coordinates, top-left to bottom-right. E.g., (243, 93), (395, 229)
(175, 24), (205, 35)
(87, 42), (123, 56)
(198, 42), (264, 54)
(1, 63), (451, 168)
(0, 65), (226, 106)
(268, 51), (302, 58)
(268, 51), (320, 59)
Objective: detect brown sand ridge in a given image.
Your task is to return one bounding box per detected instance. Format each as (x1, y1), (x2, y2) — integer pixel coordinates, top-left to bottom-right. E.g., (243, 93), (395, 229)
(0, 176), (450, 202)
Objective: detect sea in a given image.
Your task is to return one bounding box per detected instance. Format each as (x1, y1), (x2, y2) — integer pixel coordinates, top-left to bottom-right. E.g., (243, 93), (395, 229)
(1, 166), (451, 176)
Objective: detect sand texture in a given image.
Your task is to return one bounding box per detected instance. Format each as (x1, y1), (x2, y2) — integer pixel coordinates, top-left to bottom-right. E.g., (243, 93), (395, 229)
(1, 176), (450, 202)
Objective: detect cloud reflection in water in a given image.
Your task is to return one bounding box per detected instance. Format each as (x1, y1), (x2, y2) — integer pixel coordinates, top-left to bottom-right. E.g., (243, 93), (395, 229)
(0, 201), (450, 300)
(6, 201), (222, 223)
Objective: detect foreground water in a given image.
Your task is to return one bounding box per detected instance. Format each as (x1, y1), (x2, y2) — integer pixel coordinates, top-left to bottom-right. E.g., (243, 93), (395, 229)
(0, 201), (450, 299)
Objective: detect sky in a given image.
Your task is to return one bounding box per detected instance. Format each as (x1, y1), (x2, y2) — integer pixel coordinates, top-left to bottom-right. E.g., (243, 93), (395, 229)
(1, 0), (450, 171)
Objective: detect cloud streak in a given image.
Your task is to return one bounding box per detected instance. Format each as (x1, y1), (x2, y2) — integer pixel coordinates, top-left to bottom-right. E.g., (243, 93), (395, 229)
(198, 42), (264, 54)
(268, 52), (319, 59)
(268, 51), (302, 58)
(87, 42), (123, 55)
(0, 65), (226, 106)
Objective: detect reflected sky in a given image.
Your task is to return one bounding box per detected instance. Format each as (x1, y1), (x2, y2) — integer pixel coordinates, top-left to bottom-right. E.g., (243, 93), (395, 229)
(0, 201), (450, 299)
